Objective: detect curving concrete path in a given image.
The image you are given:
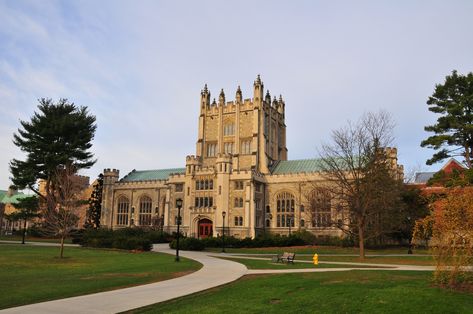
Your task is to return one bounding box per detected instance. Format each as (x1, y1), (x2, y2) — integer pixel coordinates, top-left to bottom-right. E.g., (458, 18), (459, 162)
(0, 244), (247, 314)
(1, 242), (437, 314)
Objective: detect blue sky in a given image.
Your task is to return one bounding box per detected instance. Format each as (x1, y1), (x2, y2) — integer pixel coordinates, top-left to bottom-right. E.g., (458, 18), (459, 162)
(1, 0), (473, 188)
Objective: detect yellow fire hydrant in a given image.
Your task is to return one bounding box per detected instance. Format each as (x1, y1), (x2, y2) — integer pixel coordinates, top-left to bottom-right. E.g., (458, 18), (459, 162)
(313, 253), (319, 265)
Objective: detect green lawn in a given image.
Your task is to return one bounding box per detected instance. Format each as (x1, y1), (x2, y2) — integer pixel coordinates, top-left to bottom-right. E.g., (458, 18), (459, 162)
(206, 246), (429, 255)
(129, 271), (473, 314)
(0, 235), (73, 244)
(0, 244), (201, 309)
(219, 257), (389, 269)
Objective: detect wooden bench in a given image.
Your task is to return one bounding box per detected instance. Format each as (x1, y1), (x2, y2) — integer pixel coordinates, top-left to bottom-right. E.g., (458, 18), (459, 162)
(276, 252), (296, 264)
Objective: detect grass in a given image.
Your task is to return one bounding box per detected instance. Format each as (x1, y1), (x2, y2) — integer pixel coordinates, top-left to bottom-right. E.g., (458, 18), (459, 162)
(205, 245), (429, 255)
(0, 235), (73, 244)
(0, 244), (201, 309)
(129, 271), (473, 314)
(219, 257), (389, 269)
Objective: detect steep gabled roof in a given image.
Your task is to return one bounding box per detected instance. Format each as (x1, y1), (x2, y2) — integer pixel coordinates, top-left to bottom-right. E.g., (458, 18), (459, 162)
(271, 159), (324, 175)
(414, 172), (436, 184)
(120, 168), (186, 182)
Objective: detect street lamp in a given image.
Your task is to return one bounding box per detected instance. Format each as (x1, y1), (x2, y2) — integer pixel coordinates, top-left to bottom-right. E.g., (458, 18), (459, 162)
(197, 214), (201, 239)
(175, 198), (183, 262)
(160, 214), (164, 237)
(288, 215), (294, 235)
(222, 211), (226, 253)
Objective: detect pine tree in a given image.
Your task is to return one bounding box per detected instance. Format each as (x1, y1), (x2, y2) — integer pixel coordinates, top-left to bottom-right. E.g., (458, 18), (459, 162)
(84, 173), (103, 229)
(10, 98), (97, 203)
(421, 70), (473, 168)
(10, 195), (40, 244)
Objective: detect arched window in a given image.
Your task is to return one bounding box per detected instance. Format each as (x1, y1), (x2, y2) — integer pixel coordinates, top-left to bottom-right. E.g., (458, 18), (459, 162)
(116, 196), (130, 226)
(276, 192), (295, 227)
(266, 219), (271, 227)
(139, 196), (152, 226)
(309, 189), (332, 227)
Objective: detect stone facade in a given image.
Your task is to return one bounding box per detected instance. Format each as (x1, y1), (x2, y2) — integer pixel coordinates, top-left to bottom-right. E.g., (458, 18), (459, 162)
(100, 76), (403, 239)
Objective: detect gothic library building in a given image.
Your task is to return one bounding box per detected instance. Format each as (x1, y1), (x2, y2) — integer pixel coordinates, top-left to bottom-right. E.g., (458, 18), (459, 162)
(100, 76), (402, 239)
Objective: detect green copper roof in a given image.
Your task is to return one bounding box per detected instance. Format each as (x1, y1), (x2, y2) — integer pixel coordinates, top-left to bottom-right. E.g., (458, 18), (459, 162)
(1, 192), (31, 204)
(271, 159), (324, 174)
(121, 168), (186, 182)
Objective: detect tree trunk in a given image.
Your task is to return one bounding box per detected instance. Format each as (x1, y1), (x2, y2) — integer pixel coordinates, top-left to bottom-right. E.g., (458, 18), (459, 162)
(465, 145), (472, 169)
(358, 225), (365, 260)
(22, 219), (27, 244)
(60, 236), (65, 258)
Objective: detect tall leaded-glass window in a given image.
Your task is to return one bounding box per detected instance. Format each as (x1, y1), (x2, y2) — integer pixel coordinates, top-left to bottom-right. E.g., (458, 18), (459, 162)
(224, 123), (235, 136)
(241, 140), (251, 155)
(139, 196), (152, 226)
(207, 143), (217, 157)
(276, 192), (295, 227)
(309, 189), (332, 227)
(116, 196), (130, 226)
(224, 142), (234, 154)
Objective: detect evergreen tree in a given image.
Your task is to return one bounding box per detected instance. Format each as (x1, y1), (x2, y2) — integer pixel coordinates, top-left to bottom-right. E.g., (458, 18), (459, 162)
(84, 173), (103, 229)
(421, 70), (473, 168)
(10, 98), (97, 204)
(10, 195), (40, 244)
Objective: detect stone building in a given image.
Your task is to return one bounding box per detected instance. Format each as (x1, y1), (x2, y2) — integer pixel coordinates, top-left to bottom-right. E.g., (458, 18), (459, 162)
(101, 76), (403, 239)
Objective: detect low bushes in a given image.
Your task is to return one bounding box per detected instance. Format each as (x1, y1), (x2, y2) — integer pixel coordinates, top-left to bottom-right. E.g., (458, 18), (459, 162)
(169, 237), (205, 251)
(76, 228), (172, 251)
(167, 232), (352, 251)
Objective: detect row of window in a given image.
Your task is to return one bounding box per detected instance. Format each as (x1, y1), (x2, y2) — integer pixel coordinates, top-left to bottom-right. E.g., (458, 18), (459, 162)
(206, 140), (252, 157)
(196, 179), (213, 190)
(276, 214), (295, 227)
(116, 196), (154, 226)
(223, 123), (235, 136)
(234, 197), (244, 208)
(234, 216), (244, 226)
(195, 197), (214, 208)
(276, 192), (295, 212)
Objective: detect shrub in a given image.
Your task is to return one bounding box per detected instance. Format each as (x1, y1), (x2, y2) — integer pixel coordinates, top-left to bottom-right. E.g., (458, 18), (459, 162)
(170, 237), (205, 251)
(79, 228), (153, 251)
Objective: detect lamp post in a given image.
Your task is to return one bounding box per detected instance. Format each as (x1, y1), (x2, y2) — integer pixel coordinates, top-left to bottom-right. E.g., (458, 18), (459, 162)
(197, 214), (201, 239)
(175, 198), (183, 262)
(288, 215), (293, 235)
(160, 214), (164, 237)
(222, 211), (226, 253)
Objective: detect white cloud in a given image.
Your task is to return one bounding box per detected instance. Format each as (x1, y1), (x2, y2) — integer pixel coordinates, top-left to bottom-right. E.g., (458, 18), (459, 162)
(1, 1), (473, 187)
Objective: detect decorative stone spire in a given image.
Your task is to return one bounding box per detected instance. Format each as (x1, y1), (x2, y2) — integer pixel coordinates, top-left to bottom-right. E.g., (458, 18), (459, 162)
(255, 74), (261, 85)
(277, 94), (285, 113)
(219, 89), (225, 105)
(272, 96), (278, 107)
(211, 98), (217, 106)
(253, 74), (264, 103)
(236, 85), (242, 103)
(265, 90), (271, 104)
(200, 83), (210, 109)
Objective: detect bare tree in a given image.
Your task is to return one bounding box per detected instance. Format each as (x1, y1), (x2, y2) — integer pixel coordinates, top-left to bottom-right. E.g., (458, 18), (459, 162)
(317, 111), (404, 259)
(42, 165), (82, 258)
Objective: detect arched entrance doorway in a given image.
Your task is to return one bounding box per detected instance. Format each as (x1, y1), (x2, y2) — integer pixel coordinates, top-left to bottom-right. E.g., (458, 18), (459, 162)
(198, 218), (213, 238)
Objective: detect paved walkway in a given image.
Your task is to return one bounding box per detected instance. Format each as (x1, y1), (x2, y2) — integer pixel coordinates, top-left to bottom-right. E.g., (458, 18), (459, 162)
(1, 244), (247, 314)
(1, 243), (436, 314)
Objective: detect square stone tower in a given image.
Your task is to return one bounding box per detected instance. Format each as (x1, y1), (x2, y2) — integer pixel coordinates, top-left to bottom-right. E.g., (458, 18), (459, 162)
(195, 75), (287, 174)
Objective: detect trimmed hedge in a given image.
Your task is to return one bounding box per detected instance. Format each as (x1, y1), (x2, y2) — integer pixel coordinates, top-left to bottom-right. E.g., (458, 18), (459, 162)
(76, 228), (172, 251)
(167, 231), (353, 251)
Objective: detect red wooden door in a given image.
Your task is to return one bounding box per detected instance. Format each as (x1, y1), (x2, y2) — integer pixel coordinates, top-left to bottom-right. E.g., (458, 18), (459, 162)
(198, 219), (213, 238)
